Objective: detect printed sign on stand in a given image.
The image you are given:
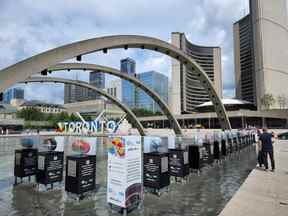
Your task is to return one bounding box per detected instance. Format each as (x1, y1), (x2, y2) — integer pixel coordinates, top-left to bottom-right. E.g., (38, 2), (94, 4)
(36, 136), (65, 186)
(107, 136), (142, 209)
(65, 137), (97, 195)
(14, 136), (39, 183)
(143, 136), (168, 153)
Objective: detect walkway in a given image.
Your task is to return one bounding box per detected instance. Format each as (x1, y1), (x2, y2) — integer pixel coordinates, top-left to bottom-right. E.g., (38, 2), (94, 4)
(219, 139), (288, 216)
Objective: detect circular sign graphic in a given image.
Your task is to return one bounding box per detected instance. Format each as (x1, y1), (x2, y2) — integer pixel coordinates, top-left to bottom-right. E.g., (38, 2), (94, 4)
(108, 137), (125, 158)
(21, 138), (34, 148)
(72, 139), (91, 154)
(43, 138), (57, 151)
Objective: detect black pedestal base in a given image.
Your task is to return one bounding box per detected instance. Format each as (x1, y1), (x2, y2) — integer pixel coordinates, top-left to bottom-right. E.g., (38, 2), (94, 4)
(14, 148), (38, 185)
(168, 149), (189, 178)
(65, 154), (96, 195)
(36, 151), (64, 186)
(144, 152), (170, 190)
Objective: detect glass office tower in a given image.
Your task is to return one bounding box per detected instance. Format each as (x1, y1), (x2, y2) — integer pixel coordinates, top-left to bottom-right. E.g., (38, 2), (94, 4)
(121, 58), (136, 108)
(136, 71), (168, 112)
(89, 72), (105, 100)
(3, 88), (24, 104)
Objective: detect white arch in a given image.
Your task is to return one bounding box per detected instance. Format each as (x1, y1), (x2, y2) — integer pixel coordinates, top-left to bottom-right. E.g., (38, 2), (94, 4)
(0, 35), (231, 129)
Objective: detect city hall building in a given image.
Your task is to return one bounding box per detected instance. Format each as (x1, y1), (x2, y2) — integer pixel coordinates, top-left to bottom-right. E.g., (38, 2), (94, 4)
(170, 32), (222, 115)
(234, 0), (288, 109)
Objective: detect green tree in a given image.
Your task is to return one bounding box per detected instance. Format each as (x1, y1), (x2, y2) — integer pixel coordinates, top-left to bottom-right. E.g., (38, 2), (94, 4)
(277, 94), (287, 109)
(16, 107), (45, 121)
(261, 93), (275, 110)
(70, 113), (79, 121)
(132, 108), (163, 117)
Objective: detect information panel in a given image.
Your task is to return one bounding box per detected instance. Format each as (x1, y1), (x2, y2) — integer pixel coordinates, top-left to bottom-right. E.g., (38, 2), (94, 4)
(36, 151), (64, 185)
(14, 148), (38, 178)
(65, 154), (96, 194)
(107, 136), (142, 208)
(169, 149), (189, 177)
(64, 137), (97, 195)
(143, 152), (170, 190)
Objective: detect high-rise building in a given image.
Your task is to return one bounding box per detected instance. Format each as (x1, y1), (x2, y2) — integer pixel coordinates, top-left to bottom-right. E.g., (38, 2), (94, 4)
(170, 32), (222, 114)
(89, 72), (105, 100)
(234, 15), (255, 104)
(121, 58), (136, 108)
(234, 0), (288, 109)
(136, 71), (168, 112)
(106, 79), (122, 101)
(3, 87), (24, 104)
(64, 84), (90, 104)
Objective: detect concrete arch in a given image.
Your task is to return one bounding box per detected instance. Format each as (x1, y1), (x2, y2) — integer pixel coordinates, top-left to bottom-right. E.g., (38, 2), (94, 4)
(0, 35), (231, 129)
(47, 63), (182, 135)
(20, 77), (146, 136)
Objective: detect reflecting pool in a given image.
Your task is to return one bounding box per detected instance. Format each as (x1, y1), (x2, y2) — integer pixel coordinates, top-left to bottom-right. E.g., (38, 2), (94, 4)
(0, 136), (256, 216)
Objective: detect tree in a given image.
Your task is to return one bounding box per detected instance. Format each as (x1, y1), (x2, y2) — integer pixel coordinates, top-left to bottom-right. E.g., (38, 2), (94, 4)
(17, 107), (45, 121)
(261, 94), (275, 110)
(277, 94), (287, 109)
(17, 108), (81, 128)
(132, 108), (163, 117)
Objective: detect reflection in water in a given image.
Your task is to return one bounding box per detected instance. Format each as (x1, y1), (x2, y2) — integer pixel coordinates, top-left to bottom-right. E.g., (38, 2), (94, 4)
(0, 136), (256, 216)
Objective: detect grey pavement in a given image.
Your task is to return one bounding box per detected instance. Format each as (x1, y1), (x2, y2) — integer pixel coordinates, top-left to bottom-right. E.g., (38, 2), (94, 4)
(219, 140), (288, 216)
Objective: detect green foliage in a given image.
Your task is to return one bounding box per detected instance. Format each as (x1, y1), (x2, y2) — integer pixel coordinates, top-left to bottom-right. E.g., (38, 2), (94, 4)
(277, 94), (287, 109)
(16, 108), (84, 127)
(16, 107), (45, 121)
(132, 108), (163, 117)
(261, 93), (275, 110)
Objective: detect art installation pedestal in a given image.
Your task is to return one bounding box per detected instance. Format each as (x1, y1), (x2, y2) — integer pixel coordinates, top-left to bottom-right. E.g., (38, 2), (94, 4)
(213, 141), (222, 161)
(65, 155), (96, 196)
(188, 142), (214, 173)
(107, 136), (143, 215)
(36, 151), (64, 189)
(168, 149), (189, 180)
(14, 148), (38, 185)
(221, 139), (227, 157)
(232, 138), (238, 153)
(227, 138), (233, 154)
(144, 152), (170, 195)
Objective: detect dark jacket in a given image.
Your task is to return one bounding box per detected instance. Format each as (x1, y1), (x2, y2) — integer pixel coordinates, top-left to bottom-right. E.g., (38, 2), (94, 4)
(259, 132), (273, 151)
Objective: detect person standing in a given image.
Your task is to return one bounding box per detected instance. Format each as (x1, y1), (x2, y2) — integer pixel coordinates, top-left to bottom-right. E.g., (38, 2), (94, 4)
(257, 137), (264, 168)
(259, 128), (275, 171)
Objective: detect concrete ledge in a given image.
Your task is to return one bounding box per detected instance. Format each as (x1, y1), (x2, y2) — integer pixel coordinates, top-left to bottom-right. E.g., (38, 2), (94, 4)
(219, 140), (288, 216)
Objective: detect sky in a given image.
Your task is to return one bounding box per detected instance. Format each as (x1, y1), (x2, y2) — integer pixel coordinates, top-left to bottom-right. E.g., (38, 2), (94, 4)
(0, 0), (250, 104)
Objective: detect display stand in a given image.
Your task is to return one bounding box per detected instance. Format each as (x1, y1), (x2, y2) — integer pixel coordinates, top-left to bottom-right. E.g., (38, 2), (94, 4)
(221, 139), (227, 157)
(65, 154), (96, 198)
(249, 134), (253, 145)
(203, 142), (214, 166)
(252, 133), (256, 143)
(240, 136), (245, 148)
(232, 137), (238, 153)
(243, 135), (248, 148)
(168, 148), (189, 181)
(188, 145), (200, 171)
(144, 152), (170, 196)
(247, 135), (251, 146)
(14, 148), (38, 185)
(188, 142), (213, 173)
(36, 151), (64, 189)
(107, 136), (143, 215)
(227, 138), (233, 154)
(237, 136), (241, 150)
(213, 140), (221, 161)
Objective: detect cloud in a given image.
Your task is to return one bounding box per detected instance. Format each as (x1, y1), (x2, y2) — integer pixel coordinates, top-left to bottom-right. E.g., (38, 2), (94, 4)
(0, 0), (250, 102)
